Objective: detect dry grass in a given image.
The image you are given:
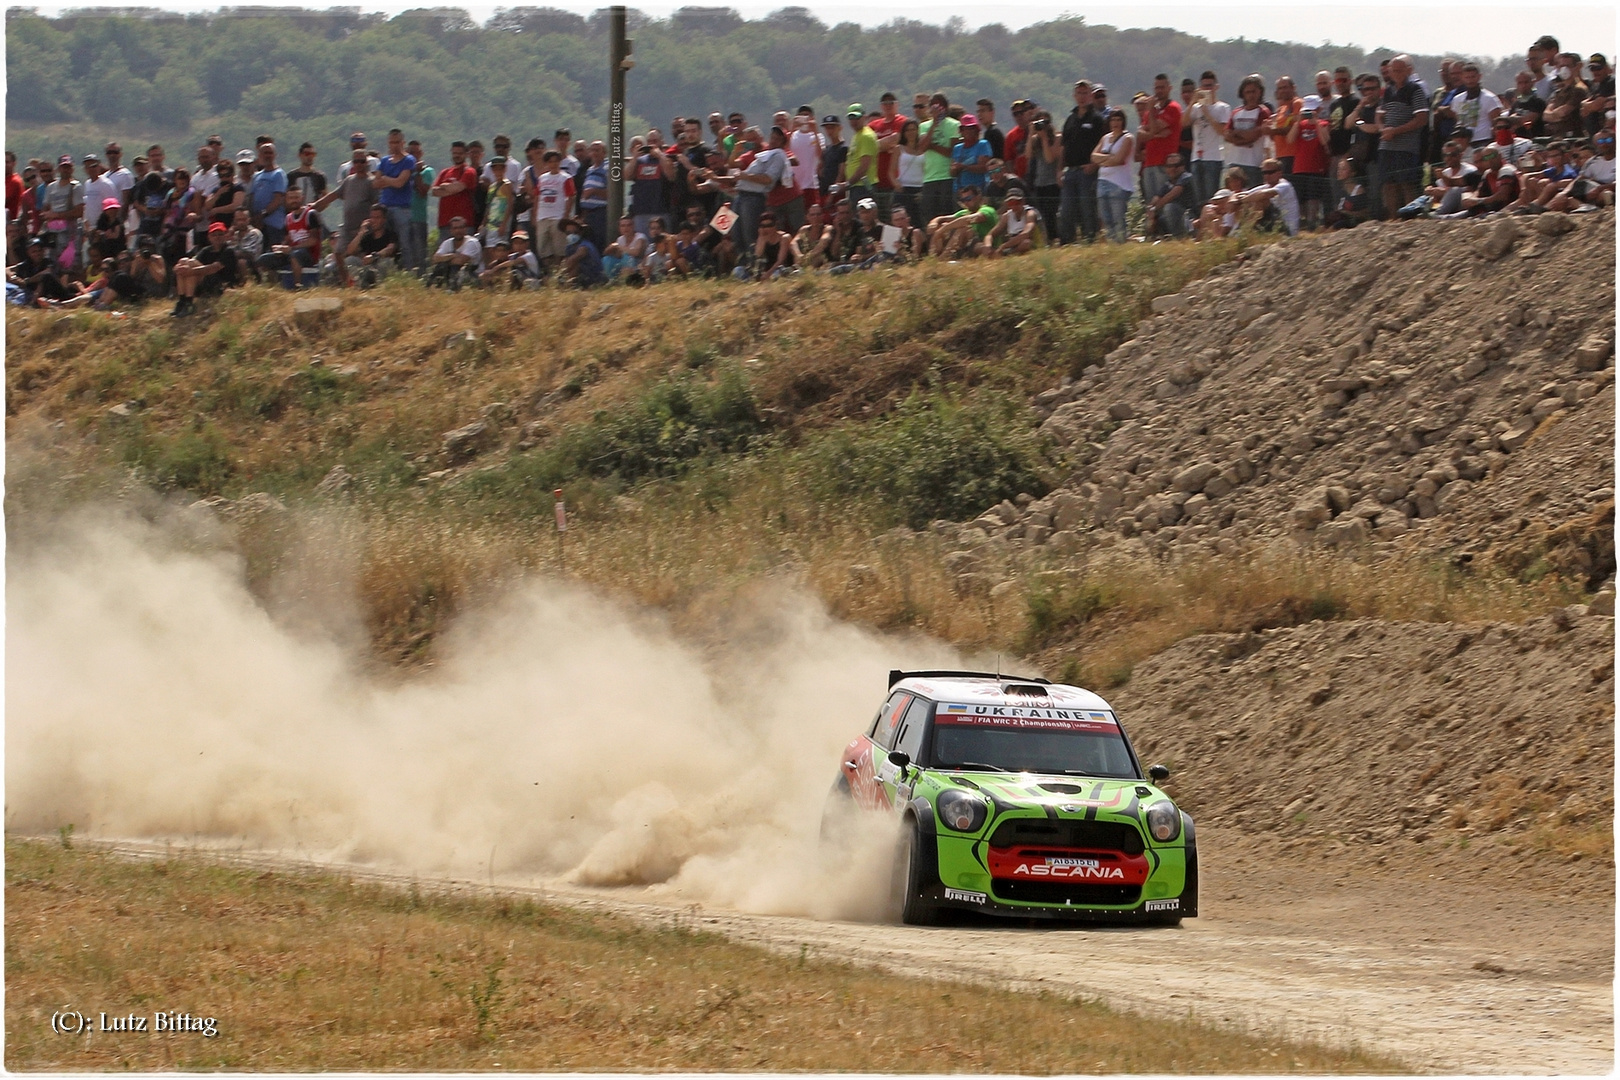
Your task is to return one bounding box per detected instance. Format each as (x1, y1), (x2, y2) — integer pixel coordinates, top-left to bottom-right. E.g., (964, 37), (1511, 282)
(5, 839), (1403, 1073)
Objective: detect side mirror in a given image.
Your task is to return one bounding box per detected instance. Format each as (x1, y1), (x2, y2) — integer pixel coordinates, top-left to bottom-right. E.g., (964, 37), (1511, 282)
(888, 750), (911, 770)
(1148, 764), (1170, 782)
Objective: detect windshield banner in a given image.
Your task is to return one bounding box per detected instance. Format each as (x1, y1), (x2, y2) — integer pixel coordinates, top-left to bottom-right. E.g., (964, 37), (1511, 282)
(934, 704), (1118, 732)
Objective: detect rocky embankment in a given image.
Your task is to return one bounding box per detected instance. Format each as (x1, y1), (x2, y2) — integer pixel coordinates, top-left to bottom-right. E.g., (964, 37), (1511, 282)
(953, 211), (1615, 593)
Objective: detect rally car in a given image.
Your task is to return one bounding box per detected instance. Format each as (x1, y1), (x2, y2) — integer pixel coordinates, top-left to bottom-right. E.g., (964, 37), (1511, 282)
(824, 669), (1196, 926)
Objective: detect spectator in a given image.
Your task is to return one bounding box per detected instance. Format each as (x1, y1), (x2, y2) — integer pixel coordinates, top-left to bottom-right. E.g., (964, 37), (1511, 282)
(1021, 108), (1062, 242)
(41, 156), (84, 271)
(1583, 55), (1615, 137)
(1349, 73), (1385, 210)
(287, 143), (326, 207)
(157, 168), (195, 268)
(249, 142), (288, 246)
(787, 107), (823, 215)
(1187, 71), (1232, 205)
(227, 208), (263, 272)
(337, 132), (377, 180)
(1528, 36), (1558, 99)
(529, 150), (576, 270)
(578, 142), (610, 247)
(466, 141), (488, 230)
(80, 155), (119, 235)
(257, 184), (322, 284)
(372, 129), (417, 265)
(602, 215), (648, 283)
(1004, 99), (1033, 180)
(950, 115), (992, 198)
(429, 141), (477, 250)
(344, 203), (398, 287)
(870, 93), (905, 221)
(1222, 74), (1271, 187)
(1144, 153), (1198, 237)
(481, 230), (542, 288)
(1376, 55), (1431, 219)
(628, 131), (677, 237)
(121, 242), (168, 301)
(102, 142), (135, 211)
(1449, 63), (1504, 146)
(886, 204), (925, 261)
(1326, 67), (1360, 207)
(1542, 53), (1590, 140)
(87, 196), (126, 264)
(1177, 79), (1198, 163)
(170, 222), (243, 316)
(926, 184), (997, 257)
(845, 105), (880, 206)
(986, 184), (1041, 255)
(1139, 73), (1185, 219)
(1193, 167), (1245, 239)
(893, 118), (925, 226)
(484, 156), (515, 248)
(8, 237), (75, 304)
(407, 138), (434, 273)
(1291, 96), (1331, 229)
(201, 160), (243, 236)
(792, 201), (834, 269)
(1091, 108), (1136, 243)
(1268, 75), (1302, 175)
(313, 149), (376, 277)
(1545, 130), (1615, 210)
(1429, 60), (1462, 160)
(560, 217), (606, 288)
(818, 115), (848, 208)
(1444, 146), (1519, 216)
(1251, 157), (1300, 234)
(976, 99), (1006, 159)
(1489, 113), (1537, 166)
(1503, 70), (1548, 137)
(918, 93), (963, 229)
(1060, 81), (1105, 243)
(428, 215), (482, 289)
(722, 124), (789, 256)
(741, 210), (796, 280)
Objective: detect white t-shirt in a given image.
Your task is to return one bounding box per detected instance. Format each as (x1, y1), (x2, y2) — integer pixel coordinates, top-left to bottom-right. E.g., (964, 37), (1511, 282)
(1581, 155), (1616, 184)
(436, 234), (482, 263)
(1189, 99), (1231, 163)
(1226, 106), (1269, 168)
(1096, 132), (1136, 191)
(191, 168), (221, 201)
(81, 176), (120, 219)
(1451, 88), (1503, 143)
(788, 129), (821, 190)
(1267, 177), (1300, 235)
(532, 170), (574, 221)
(898, 150), (926, 187)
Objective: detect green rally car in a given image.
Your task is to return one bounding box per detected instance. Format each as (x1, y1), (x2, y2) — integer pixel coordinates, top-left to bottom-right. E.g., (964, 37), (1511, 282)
(825, 669), (1196, 926)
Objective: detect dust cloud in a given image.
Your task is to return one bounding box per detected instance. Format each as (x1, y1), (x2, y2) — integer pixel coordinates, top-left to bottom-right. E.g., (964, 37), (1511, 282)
(5, 502), (962, 921)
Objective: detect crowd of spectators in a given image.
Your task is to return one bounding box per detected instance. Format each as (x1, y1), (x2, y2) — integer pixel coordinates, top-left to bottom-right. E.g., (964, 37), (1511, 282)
(6, 34), (1613, 313)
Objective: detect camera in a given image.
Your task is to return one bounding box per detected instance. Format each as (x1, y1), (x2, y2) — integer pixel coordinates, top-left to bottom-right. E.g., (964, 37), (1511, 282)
(1031, 118), (1049, 132)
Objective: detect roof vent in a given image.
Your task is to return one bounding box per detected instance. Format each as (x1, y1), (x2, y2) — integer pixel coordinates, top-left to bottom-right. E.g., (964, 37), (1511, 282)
(1003, 683), (1049, 697)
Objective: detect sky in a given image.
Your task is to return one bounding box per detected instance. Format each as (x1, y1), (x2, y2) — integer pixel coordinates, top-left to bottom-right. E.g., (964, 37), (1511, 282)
(28, 0), (1618, 61)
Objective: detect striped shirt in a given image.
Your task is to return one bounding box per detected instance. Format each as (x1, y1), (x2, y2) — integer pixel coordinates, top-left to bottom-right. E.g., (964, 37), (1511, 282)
(1381, 80), (1429, 155)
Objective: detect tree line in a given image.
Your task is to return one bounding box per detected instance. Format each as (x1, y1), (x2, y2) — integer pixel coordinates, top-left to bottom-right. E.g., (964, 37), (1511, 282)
(7, 5), (1518, 163)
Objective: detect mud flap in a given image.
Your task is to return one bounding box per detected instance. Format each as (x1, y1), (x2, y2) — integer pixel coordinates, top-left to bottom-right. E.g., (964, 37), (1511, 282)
(1180, 811), (1199, 918)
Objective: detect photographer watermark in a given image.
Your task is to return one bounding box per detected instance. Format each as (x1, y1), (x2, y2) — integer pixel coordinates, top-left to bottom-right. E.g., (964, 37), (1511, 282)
(52, 1010), (219, 1038)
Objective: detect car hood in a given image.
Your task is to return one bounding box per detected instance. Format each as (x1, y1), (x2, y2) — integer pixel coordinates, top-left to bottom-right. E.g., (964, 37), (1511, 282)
(937, 772), (1162, 811)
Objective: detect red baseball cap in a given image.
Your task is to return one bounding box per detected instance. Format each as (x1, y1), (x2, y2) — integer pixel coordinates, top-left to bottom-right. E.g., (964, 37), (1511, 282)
(208, 222), (228, 233)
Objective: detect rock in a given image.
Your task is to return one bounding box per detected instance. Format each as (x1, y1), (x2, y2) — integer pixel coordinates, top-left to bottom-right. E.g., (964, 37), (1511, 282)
(1589, 589), (1616, 617)
(314, 464), (354, 496)
(1436, 479), (1472, 513)
(991, 500), (1020, 525)
(1181, 493), (1211, 521)
(943, 550), (981, 575)
(1202, 474), (1234, 500)
(1291, 487), (1335, 530)
(232, 492), (289, 518)
(1106, 402), (1137, 421)
(1482, 219), (1519, 260)
(1530, 397), (1566, 423)
(1050, 493), (1087, 532)
(1573, 335), (1614, 372)
(1532, 213), (1577, 236)
(1151, 293), (1191, 314)
(1497, 418), (1538, 452)
(1025, 524), (1052, 546)
(1320, 376), (1368, 393)
(481, 401), (513, 425)
(108, 401), (137, 418)
(1093, 486), (1125, 522)
(1172, 462), (1221, 493)
(442, 419), (494, 460)
(952, 572), (992, 599)
(292, 296), (341, 322)
(443, 329), (478, 350)
(989, 580), (1020, 602)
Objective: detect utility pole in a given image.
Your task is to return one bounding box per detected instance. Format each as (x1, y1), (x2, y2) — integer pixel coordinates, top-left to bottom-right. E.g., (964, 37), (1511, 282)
(607, 6), (631, 228)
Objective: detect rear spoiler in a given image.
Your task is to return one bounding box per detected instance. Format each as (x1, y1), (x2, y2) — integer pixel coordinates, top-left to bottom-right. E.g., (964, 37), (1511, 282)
(888, 669), (1053, 689)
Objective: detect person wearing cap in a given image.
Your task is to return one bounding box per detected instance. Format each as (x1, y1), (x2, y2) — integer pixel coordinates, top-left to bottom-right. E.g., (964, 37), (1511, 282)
(88, 196), (127, 264)
(1583, 56), (1615, 137)
(41, 155), (84, 271)
(1060, 81), (1105, 243)
(842, 105), (880, 209)
(817, 115), (848, 207)
(950, 114), (993, 200)
(985, 184), (1042, 257)
(917, 93), (962, 228)
(8, 235), (75, 305)
(338, 133), (377, 181)
(1004, 100), (1033, 180)
(170, 221), (244, 316)
(559, 216), (607, 288)
(1289, 96), (1331, 228)
(927, 183), (997, 258)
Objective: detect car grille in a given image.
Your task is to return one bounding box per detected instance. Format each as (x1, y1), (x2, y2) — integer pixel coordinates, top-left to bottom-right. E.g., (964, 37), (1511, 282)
(993, 880), (1143, 905)
(986, 818), (1144, 855)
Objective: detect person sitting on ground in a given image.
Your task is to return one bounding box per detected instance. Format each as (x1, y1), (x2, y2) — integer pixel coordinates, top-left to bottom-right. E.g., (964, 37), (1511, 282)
(1540, 132), (1616, 211)
(559, 216), (606, 288)
(1419, 139), (1481, 215)
(886, 205), (926, 262)
(427, 215), (483, 289)
(170, 221), (243, 317)
(738, 210), (796, 279)
(985, 184), (1042, 256)
(345, 203), (398, 287)
(8, 236), (75, 304)
(257, 185), (323, 284)
(128, 237), (169, 297)
(927, 184), (998, 257)
(1194, 167), (1249, 239)
(45, 256), (118, 309)
(644, 217), (679, 281)
(601, 215), (648, 283)
(1446, 146), (1520, 216)
(479, 230), (542, 288)
(828, 198), (889, 274)
(792, 201), (834, 269)
(1142, 154), (1198, 238)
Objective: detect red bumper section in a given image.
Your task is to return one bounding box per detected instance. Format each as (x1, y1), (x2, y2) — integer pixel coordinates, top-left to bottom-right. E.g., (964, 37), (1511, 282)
(986, 847), (1149, 906)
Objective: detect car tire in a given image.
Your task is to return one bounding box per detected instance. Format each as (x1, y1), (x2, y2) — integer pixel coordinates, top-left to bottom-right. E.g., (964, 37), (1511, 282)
(891, 816), (940, 926)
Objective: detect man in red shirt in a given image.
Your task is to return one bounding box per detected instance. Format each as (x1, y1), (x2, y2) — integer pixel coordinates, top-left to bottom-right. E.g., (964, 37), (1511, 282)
(868, 91), (905, 223)
(1139, 73), (1184, 224)
(429, 141), (479, 233)
(5, 152), (23, 228)
(1004, 100), (1032, 181)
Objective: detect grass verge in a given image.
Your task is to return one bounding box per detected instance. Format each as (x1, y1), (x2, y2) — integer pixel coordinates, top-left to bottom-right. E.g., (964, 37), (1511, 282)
(5, 839), (1401, 1072)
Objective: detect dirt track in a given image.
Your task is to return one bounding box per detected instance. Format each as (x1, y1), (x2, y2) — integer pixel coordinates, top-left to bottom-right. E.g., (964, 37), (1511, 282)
(80, 835), (1612, 1075)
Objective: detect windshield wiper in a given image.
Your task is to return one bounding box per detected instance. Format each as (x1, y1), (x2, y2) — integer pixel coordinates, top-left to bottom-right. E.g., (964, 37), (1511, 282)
(945, 761), (1008, 772)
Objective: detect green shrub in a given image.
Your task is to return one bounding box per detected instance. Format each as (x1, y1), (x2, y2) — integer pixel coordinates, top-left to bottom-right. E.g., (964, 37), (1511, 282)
(800, 391), (1058, 529)
(120, 423), (236, 494)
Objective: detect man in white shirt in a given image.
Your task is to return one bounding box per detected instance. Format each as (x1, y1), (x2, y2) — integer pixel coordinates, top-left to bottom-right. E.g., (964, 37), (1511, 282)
(79, 155), (120, 225)
(428, 215), (482, 289)
(1250, 158), (1300, 235)
(1187, 70), (1232, 206)
(101, 142), (135, 210)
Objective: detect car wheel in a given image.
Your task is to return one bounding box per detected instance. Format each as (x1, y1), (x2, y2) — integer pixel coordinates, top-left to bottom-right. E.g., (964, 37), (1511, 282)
(891, 816), (940, 926)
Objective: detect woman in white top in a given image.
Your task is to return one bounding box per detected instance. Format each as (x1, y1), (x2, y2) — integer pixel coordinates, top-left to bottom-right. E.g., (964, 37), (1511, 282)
(895, 118), (926, 228)
(1221, 74), (1272, 186)
(1090, 109), (1136, 242)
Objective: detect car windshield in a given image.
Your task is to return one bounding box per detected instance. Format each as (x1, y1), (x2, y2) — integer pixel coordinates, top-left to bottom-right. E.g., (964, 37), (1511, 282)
(929, 709), (1138, 779)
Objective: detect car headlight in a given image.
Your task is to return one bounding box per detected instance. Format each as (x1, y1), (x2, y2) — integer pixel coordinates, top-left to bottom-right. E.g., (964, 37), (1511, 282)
(935, 789), (988, 833)
(1144, 801), (1182, 842)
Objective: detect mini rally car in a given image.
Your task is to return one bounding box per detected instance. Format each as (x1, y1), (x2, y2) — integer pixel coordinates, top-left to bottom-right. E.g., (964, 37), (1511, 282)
(825, 669), (1196, 925)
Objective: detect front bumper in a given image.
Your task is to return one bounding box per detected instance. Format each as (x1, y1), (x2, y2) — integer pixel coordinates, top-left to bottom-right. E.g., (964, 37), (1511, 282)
(926, 881), (1190, 922)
